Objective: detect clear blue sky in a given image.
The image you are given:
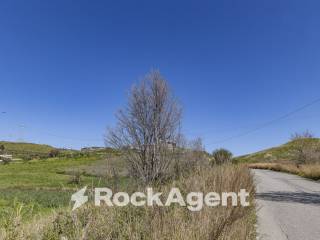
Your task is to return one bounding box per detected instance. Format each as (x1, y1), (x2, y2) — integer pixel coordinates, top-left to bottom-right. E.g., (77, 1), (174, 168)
(1, 0), (320, 155)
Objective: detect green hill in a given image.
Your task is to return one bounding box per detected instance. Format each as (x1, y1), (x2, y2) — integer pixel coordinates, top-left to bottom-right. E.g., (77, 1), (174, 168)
(235, 138), (320, 163)
(0, 141), (55, 153)
(0, 141), (68, 160)
(0, 141), (118, 160)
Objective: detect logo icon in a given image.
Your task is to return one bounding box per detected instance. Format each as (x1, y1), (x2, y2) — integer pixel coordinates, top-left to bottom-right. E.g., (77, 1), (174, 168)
(71, 186), (88, 210)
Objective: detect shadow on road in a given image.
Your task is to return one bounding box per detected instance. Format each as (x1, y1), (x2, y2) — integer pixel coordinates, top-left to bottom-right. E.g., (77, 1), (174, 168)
(256, 191), (320, 205)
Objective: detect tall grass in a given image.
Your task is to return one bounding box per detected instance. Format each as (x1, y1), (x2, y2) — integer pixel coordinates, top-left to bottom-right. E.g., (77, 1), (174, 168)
(2, 165), (256, 240)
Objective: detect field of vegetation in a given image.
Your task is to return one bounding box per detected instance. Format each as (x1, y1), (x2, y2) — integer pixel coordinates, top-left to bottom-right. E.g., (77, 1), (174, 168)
(247, 162), (320, 180)
(0, 146), (127, 222)
(0, 161), (256, 240)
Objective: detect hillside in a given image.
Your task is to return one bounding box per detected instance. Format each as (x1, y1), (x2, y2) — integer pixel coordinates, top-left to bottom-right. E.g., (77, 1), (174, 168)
(0, 141), (120, 160)
(0, 141), (72, 160)
(0, 141), (55, 153)
(235, 138), (320, 163)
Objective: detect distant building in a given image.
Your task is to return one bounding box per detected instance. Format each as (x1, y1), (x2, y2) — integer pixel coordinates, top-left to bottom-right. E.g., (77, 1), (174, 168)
(129, 141), (177, 152)
(81, 147), (106, 152)
(0, 154), (13, 162)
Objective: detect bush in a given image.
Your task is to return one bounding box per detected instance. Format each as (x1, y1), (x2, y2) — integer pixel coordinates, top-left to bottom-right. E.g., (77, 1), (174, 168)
(290, 130), (314, 140)
(289, 132), (320, 164)
(48, 149), (60, 158)
(211, 149), (233, 165)
(68, 171), (82, 185)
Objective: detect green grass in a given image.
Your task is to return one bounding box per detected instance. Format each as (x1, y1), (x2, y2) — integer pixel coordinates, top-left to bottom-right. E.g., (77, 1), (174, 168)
(0, 153), (130, 220)
(0, 189), (72, 210)
(0, 156), (102, 189)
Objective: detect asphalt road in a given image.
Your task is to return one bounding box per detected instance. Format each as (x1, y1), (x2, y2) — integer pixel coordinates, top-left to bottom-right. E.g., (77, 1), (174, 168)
(252, 169), (320, 240)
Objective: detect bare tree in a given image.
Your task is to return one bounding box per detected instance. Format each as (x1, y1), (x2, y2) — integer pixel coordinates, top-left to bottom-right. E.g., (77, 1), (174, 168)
(106, 70), (182, 184)
(290, 130), (314, 141)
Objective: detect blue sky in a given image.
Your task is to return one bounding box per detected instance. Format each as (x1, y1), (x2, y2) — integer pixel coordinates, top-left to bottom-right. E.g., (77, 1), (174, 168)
(1, 0), (320, 155)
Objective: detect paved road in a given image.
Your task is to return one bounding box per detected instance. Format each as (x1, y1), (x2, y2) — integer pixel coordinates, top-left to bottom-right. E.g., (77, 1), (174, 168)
(252, 169), (320, 240)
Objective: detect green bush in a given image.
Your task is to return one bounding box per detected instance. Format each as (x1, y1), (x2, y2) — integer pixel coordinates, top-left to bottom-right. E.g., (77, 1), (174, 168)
(211, 148), (233, 165)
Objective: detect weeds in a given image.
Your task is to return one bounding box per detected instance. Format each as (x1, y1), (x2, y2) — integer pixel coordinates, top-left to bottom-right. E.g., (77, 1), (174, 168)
(5, 165), (256, 240)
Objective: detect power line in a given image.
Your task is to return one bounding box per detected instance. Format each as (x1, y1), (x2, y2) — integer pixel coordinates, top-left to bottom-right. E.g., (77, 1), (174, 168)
(35, 130), (103, 142)
(209, 96), (320, 145)
(0, 111), (102, 143)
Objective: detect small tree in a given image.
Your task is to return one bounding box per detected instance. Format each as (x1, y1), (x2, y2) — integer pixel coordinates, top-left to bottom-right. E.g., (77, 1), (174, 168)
(106, 70), (182, 184)
(0, 144), (5, 153)
(211, 148), (233, 165)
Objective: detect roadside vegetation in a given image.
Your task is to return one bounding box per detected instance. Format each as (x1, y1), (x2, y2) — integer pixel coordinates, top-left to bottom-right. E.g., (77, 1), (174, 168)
(247, 162), (320, 180)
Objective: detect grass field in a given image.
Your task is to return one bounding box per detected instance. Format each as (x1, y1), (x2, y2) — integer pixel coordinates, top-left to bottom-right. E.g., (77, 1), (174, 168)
(0, 150), (129, 221)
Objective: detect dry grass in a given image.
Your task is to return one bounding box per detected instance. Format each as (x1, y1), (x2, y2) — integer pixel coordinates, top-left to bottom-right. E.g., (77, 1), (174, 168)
(0, 165), (256, 240)
(248, 163), (320, 180)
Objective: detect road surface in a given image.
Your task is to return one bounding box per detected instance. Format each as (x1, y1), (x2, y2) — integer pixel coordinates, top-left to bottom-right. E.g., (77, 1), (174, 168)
(252, 169), (320, 240)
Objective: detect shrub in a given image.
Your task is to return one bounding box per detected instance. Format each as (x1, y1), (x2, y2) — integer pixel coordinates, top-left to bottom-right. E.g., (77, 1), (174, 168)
(211, 149), (233, 165)
(290, 139), (320, 164)
(68, 171), (82, 185)
(290, 130), (314, 140)
(48, 149), (60, 158)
